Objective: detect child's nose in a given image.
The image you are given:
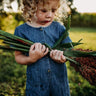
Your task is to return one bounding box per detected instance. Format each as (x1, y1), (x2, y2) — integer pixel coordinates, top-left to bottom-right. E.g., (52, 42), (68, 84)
(46, 12), (52, 18)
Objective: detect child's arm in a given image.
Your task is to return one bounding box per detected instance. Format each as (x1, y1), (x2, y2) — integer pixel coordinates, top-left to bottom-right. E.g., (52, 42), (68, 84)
(50, 50), (66, 63)
(14, 43), (49, 65)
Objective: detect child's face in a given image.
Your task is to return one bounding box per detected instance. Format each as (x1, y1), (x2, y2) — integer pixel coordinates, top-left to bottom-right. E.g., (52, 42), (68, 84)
(35, 0), (59, 26)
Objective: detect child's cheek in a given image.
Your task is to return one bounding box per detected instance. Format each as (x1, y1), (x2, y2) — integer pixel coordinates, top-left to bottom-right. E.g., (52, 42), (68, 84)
(37, 13), (44, 20)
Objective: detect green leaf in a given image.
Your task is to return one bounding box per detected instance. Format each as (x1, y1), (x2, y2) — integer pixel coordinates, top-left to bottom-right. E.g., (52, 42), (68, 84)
(3, 40), (30, 49)
(64, 48), (96, 57)
(77, 38), (83, 43)
(65, 56), (80, 65)
(55, 42), (83, 49)
(52, 16), (71, 49)
(66, 15), (71, 30)
(0, 45), (29, 52)
(0, 30), (34, 45)
(52, 31), (69, 48)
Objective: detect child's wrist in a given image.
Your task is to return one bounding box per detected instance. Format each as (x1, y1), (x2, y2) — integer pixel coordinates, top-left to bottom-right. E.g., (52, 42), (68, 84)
(27, 57), (37, 64)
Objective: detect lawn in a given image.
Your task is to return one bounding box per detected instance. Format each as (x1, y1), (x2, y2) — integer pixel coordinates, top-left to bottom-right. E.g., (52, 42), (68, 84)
(69, 27), (96, 51)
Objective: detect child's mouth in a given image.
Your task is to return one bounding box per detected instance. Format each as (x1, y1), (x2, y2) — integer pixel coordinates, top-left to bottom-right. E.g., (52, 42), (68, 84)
(43, 21), (51, 23)
(40, 21), (51, 25)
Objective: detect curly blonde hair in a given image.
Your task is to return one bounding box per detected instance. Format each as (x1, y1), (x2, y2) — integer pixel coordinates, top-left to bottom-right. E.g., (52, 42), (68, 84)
(22, 0), (61, 22)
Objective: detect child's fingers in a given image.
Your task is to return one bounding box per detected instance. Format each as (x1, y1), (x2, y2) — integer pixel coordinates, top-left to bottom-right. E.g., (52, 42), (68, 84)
(55, 51), (61, 60)
(50, 50), (58, 57)
(43, 48), (49, 56)
(34, 43), (47, 53)
(52, 50), (58, 56)
(50, 50), (54, 58)
(29, 45), (35, 52)
(50, 50), (52, 57)
(50, 50), (66, 63)
(55, 50), (63, 60)
(50, 50), (56, 57)
(41, 45), (46, 52)
(61, 55), (66, 62)
(56, 55), (66, 63)
(35, 43), (42, 50)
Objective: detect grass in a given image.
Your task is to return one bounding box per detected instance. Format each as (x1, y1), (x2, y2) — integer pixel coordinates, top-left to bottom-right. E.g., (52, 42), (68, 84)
(69, 27), (96, 51)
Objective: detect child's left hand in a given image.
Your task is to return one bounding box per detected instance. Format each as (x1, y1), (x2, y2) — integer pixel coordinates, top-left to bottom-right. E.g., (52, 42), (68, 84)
(50, 50), (66, 63)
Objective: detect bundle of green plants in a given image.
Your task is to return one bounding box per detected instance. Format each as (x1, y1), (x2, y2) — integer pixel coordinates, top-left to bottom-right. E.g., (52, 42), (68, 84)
(70, 48), (96, 85)
(0, 16), (96, 85)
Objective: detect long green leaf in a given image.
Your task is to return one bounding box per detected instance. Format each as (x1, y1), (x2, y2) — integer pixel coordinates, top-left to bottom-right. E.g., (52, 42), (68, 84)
(52, 31), (69, 48)
(3, 41), (30, 49)
(55, 42), (83, 49)
(0, 36), (13, 42)
(66, 15), (71, 31)
(77, 38), (83, 43)
(65, 56), (80, 65)
(64, 48), (96, 57)
(0, 45), (29, 52)
(0, 30), (34, 45)
(52, 16), (71, 48)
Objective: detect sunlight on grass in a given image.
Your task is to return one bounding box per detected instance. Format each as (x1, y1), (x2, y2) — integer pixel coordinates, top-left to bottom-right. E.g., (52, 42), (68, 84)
(69, 27), (96, 51)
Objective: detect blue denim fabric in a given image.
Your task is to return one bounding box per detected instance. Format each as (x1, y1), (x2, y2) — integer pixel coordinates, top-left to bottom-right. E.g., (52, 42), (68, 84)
(14, 21), (71, 96)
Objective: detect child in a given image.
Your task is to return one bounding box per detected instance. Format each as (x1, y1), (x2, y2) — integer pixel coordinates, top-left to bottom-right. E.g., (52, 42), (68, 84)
(14, 0), (72, 96)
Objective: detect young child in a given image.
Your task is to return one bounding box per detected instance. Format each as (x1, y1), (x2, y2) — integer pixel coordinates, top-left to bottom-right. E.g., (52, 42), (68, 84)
(14, 0), (72, 96)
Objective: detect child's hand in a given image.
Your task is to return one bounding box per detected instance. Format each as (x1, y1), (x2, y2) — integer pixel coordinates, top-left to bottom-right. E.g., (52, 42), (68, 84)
(50, 50), (66, 63)
(29, 43), (49, 63)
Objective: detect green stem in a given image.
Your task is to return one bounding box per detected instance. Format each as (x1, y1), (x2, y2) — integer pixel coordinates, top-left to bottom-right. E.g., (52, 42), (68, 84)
(0, 30), (34, 45)
(0, 36), (13, 42)
(52, 16), (71, 49)
(65, 56), (80, 65)
(43, 43), (52, 52)
(0, 45), (29, 52)
(3, 40), (30, 49)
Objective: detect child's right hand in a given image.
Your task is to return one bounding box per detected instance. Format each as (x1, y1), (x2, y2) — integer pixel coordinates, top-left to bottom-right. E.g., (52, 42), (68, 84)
(28, 43), (49, 63)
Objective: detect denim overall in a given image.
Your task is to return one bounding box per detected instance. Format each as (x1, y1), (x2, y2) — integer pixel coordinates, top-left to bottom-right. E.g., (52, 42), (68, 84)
(14, 21), (71, 96)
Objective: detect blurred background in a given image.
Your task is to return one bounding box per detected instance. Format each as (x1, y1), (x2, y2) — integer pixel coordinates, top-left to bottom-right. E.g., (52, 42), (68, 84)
(0, 0), (96, 96)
